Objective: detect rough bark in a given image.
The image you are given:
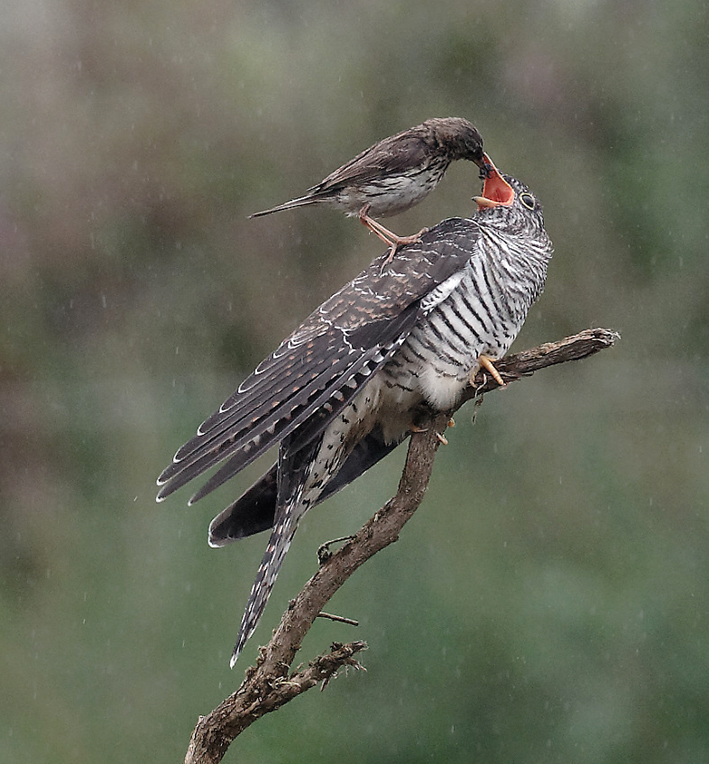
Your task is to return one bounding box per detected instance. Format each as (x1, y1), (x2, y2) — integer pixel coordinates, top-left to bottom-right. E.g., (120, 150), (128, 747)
(184, 327), (619, 764)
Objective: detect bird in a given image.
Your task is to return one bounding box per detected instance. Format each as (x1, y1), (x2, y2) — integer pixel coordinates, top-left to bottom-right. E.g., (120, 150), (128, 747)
(157, 163), (553, 667)
(250, 117), (489, 261)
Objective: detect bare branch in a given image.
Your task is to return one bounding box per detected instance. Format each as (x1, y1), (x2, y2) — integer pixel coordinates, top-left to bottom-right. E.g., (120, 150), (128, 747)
(183, 328), (618, 764)
(317, 612), (360, 626)
(462, 327), (619, 401)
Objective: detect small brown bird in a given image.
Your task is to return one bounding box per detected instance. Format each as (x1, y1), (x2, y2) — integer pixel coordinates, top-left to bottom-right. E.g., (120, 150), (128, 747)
(251, 117), (489, 259)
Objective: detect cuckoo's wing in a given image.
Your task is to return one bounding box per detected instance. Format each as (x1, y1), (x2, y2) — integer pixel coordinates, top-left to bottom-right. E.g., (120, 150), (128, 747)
(156, 217), (482, 505)
(207, 428), (401, 545)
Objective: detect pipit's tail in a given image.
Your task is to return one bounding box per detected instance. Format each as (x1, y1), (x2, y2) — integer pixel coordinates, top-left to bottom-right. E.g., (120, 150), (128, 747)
(249, 194), (319, 218)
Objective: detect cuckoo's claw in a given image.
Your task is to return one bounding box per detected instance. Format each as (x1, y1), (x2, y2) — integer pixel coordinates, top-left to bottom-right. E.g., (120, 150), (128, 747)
(477, 355), (506, 388)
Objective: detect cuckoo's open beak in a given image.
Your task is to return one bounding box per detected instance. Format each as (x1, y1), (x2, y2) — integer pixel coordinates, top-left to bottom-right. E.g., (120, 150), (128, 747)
(473, 154), (515, 209)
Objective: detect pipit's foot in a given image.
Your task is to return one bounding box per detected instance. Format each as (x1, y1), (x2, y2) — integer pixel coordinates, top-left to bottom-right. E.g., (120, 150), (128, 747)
(436, 432), (449, 446)
(477, 355), (506, 388)
(359, 205), (427, 265)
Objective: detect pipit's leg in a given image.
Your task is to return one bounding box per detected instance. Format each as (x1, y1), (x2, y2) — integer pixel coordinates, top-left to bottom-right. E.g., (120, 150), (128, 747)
(358, 205), (428, 264)
(476, 355), (506, 388)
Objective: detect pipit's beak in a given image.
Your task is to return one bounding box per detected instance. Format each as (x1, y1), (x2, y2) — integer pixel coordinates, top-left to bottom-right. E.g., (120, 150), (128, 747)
(473, 153), (515, 210)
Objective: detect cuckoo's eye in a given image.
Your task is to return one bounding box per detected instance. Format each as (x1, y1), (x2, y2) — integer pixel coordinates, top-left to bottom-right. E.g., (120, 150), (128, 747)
(519, 192), (535, 210)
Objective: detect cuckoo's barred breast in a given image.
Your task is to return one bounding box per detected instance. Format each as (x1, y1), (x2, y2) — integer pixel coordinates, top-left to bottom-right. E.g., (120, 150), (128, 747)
(158, 171), (553, 666)
(379, 213), (552, 418)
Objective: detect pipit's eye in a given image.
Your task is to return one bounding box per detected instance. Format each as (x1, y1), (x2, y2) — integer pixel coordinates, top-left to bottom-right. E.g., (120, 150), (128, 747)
(519, 192), (535, 210)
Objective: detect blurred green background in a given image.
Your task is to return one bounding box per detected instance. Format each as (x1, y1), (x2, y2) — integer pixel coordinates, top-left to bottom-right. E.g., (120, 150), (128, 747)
(1, 1), (707, 762)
